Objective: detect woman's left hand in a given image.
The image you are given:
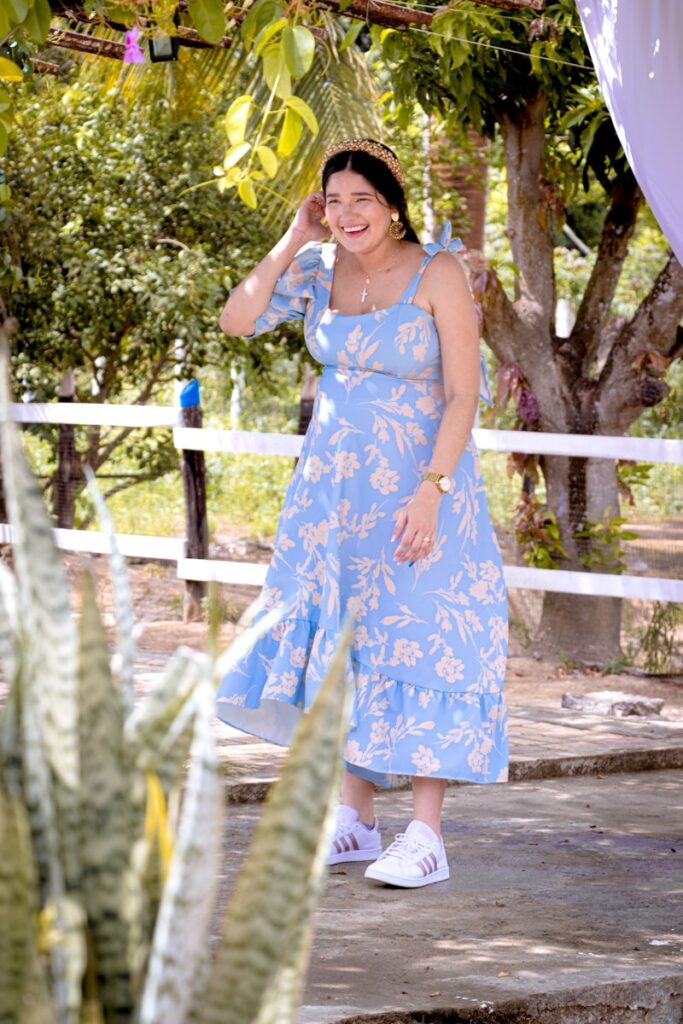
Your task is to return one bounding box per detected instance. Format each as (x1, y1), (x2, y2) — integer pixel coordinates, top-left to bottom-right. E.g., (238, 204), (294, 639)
(391, 484), (440, 564)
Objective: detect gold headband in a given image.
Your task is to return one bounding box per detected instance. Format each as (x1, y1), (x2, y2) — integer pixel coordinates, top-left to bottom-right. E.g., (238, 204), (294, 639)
(321, 138), (405, 188)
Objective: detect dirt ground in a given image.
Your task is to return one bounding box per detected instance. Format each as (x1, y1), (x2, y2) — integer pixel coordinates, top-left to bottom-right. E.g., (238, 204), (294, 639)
(61, 546), (683, 725)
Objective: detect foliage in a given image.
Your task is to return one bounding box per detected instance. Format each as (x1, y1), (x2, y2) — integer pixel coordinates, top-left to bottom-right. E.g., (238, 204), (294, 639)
(0, 338), (353, 1022)
(636, 601), (682, 675)
(513, 492), (567, 570)
(573, 513), (639, 575)
(0, 75), (299, 509)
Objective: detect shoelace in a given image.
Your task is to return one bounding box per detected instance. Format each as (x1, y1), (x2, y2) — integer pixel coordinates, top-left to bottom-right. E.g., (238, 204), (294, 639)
(382, 832), (433, 862)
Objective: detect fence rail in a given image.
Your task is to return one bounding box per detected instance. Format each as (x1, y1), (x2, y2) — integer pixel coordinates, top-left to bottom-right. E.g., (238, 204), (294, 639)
(2, 401), (681, 604)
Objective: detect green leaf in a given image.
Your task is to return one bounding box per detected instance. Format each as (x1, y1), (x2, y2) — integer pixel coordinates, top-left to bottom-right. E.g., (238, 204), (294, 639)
(241, 0), (283, 48)
(22, 0), (50, 42)
(339, 21), (363, 52)
(238, 178), (258, 209)
(187, 0), (226, 44)
(0, 787), (36, 1021)
(77, 572), (135, 1018)
(224, 141), (251, 171)
(86, 470), (135, 718)
(7, 0), (28, 22)
(198, 616), (354, 1024)
(0, 6), (10, 36)
(281, 24), (315, 79)
(262, 43), (291, 100)
(254, 17), (287, 57)
(283, 95), (318, 136)
(138, 677), (222, 1024)
(256, 144), (278, 179)
(277, 107), (301, 157)
(224, 94), (253, 147)
(101, 3), (136, 26)
(0, 57), (22, 83)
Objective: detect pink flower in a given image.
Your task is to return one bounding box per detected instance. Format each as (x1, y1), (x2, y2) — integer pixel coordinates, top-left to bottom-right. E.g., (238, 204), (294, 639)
(124, 25), (146, 64)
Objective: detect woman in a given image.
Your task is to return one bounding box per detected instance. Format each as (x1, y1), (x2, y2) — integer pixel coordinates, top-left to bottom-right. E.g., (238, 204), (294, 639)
(217, 138), (508, 888)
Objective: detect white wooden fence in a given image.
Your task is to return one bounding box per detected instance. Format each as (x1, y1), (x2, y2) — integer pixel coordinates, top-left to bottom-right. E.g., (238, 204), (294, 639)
(3, 402), (682, 603)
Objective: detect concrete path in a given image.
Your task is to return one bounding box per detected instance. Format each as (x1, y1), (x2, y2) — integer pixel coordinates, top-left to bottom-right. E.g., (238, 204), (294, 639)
(215, 770), (683, 1024)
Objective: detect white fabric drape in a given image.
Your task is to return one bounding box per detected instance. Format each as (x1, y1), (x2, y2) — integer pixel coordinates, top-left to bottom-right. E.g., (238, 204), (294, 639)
(577, 1), (683, 265)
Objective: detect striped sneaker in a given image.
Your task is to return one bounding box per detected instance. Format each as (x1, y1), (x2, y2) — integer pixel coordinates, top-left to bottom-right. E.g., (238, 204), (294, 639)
(364, 819), (449, 888)
(327, 804), (382, 866)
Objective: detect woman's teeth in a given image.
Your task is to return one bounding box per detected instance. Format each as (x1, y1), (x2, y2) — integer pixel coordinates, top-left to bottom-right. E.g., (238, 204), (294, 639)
(343, 226), (367, 235)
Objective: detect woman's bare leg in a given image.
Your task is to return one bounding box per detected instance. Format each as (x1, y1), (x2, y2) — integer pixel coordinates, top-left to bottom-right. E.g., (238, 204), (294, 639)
(412, 777), (447, 836)
(341, 769), (375, 825)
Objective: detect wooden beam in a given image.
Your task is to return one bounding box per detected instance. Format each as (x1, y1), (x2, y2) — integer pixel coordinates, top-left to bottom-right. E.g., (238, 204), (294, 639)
(47, 0), (545, 41)
(46, 27), (126, 59)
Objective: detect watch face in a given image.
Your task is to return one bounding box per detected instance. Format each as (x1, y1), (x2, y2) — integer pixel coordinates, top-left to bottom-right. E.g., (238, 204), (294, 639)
(439, 476), (452, 493)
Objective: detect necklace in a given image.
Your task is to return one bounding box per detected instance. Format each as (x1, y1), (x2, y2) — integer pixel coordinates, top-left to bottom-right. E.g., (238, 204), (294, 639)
(358, 255), (402, 306)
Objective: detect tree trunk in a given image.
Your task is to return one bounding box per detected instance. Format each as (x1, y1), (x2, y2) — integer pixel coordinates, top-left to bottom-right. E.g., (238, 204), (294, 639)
(537, 454), (622, 661)
(52, 370), (80, 528)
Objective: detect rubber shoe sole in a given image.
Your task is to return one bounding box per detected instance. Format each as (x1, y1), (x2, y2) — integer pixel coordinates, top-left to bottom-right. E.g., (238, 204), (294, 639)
(364, 863), (450, 887)
(328, 846), (382, 866)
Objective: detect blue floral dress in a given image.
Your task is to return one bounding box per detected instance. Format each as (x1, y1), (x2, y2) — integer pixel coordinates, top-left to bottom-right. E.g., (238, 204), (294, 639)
(217, 225), (509, 787)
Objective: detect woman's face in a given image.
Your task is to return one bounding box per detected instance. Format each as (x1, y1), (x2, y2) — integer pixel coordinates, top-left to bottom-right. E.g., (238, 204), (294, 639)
(324, 168), (395, 251)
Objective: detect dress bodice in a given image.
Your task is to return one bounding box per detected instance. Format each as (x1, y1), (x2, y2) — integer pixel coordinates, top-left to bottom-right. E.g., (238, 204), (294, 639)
(245, 224), (492, 403)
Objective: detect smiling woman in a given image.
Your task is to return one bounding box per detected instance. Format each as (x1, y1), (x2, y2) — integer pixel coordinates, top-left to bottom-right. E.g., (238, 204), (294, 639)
(217, 137), (508, 890)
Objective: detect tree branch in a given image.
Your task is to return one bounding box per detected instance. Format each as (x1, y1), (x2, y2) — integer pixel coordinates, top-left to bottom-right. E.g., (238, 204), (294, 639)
(569, 172), (641, 376)
(501, 93), (556, 336)
(596, 252), (683, 431)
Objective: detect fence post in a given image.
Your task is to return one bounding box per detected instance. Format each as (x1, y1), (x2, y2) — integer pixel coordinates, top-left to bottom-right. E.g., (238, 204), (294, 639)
(180, 379), (208, 622)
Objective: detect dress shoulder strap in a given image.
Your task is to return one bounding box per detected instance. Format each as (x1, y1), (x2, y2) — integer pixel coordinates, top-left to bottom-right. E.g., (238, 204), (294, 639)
(401, 251), (436, 305)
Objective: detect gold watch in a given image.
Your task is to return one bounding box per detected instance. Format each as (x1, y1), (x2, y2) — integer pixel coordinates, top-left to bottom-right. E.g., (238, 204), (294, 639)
(421, 472), (452, 495)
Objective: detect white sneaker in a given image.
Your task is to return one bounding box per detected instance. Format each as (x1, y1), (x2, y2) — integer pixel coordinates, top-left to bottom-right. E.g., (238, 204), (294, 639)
(327, 805), (382, 866)
(364, 819), (449, 887)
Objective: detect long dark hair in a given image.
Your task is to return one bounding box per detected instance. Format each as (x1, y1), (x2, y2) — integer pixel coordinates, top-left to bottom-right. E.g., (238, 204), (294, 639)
(321, 141), (419, 244)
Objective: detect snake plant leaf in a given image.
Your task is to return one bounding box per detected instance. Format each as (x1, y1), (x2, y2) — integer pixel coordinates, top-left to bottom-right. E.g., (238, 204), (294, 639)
(77, 572), (134, 1019)
(0, 786), (37, 1023)
(0, 353), (80, 894)
(0, 562), (17, 685)
(198, 616), (354, 1024)
(85, 470), (135, 719)
(139, 678), (222, 1024)
(125, 648), (205, 790)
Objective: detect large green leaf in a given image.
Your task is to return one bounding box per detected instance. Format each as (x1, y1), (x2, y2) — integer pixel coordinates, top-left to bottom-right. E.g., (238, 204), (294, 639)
(0, 352), (80, 885)
(281, 25), (315, 80)
(188, 0), (226, 45)
(198, 616), (354, 1024)
(0, 787), (37, 1024)
(22, 0), (50, 43)
(77, 572), (134, 1019)
(125, 648), (204, 789)
(138, 677), (222, 1024)
(86, 472), (135, 719)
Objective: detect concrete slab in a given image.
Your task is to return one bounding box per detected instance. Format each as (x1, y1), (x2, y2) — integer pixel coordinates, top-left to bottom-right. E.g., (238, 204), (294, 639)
(214, 770), (683, 1024)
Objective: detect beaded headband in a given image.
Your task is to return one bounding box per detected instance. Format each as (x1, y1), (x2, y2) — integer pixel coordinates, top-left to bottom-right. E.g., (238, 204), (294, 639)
(321, 138), (405, 188)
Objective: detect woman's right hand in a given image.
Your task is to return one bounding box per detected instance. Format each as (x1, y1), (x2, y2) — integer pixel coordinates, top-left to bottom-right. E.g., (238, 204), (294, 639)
(290, 191), (328, 243)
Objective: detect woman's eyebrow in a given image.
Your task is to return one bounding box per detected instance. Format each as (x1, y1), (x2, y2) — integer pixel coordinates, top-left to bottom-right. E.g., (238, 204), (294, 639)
(326, 191), (375, 198)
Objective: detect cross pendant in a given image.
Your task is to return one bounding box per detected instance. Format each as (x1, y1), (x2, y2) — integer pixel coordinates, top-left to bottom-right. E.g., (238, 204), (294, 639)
(360, 286), (368, 304)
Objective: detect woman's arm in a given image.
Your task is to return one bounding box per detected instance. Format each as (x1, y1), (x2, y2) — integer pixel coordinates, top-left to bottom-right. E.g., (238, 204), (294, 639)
(392, 252), (481, 564)
(219, 192), (328, 336)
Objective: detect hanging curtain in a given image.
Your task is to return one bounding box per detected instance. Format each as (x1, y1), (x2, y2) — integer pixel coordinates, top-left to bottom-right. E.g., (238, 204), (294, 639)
(577, 1), (683, 265)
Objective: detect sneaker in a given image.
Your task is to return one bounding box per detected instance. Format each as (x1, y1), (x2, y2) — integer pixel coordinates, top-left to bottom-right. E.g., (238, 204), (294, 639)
(364, 819), (449, 888)
(327, 804), (382, 866)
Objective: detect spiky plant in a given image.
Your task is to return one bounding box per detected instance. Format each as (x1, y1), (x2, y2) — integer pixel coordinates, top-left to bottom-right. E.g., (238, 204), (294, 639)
(0, 334), (352, 1024)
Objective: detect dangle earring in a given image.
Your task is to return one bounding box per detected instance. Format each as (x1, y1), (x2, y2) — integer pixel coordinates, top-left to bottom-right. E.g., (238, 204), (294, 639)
(389, 211), (406, 240)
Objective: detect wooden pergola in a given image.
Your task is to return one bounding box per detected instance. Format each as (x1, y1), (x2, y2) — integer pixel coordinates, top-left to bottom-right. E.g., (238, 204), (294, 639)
(45, 0), (544, 63)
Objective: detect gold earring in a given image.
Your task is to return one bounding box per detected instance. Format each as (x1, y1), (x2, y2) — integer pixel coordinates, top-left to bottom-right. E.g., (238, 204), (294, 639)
(389, 211), (406, 240)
